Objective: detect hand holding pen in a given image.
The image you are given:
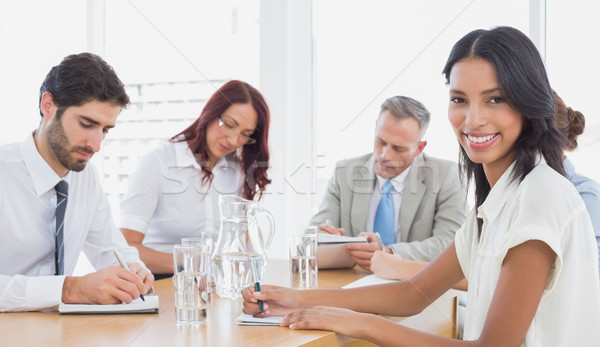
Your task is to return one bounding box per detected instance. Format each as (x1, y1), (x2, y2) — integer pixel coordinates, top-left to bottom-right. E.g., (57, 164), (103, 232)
(241, 284), (302, 317)
(250, 258), (264, 313)
(254, 282), (264, 313)
(114, 249), (146, 301)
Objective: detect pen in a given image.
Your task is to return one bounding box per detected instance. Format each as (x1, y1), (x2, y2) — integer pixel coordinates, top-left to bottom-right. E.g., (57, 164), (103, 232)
(113, 249), (145, 302)
(374, 232), (384, 251)
(254, 281), (264, 314)
(250, 257), (263, 313)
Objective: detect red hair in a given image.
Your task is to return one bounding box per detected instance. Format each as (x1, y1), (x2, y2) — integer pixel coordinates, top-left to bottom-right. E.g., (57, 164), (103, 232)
(172, 80), (271, 200)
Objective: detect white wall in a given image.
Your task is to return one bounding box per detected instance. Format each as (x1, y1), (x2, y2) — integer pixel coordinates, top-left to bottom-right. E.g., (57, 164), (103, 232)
(1, 1), (598, 269)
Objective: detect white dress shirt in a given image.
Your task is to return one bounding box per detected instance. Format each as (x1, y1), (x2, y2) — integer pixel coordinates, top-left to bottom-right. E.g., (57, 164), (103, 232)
(119, 141), (243, 253)
(455, 158), (600, 345)
(366, 165), (411, 238)
(0, 133), (143, 312)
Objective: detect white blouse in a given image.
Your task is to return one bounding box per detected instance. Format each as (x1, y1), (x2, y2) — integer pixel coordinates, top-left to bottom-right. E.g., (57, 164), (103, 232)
(119, 141), (243, 253)
(455, 158), (600, 346)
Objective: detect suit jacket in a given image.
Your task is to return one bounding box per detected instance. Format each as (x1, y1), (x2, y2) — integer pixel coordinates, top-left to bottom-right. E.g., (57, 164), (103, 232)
(310, 152), (467, 261)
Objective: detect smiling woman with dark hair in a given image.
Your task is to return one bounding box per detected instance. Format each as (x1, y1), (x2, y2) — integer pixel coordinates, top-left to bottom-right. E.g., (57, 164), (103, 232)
(119, 80), (272, 277)
(241, 27), (600, 346)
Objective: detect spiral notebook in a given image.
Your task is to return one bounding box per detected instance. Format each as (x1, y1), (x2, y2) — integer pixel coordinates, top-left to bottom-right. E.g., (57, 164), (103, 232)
(58, 295), (159, 315)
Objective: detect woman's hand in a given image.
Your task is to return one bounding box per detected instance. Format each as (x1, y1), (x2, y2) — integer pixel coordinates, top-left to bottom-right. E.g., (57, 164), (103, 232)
(241, 284), (303, 317)
(280, 306), (378, 339)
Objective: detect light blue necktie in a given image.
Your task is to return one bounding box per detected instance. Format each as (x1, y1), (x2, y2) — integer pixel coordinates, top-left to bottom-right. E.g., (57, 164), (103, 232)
(374, 181), (395, 245)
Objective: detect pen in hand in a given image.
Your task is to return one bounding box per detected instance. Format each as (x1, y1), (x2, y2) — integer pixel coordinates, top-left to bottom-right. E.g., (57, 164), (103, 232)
(113, 249), (145, 302)
(250, 258), (264, 313)
(254, 281), (264, 314)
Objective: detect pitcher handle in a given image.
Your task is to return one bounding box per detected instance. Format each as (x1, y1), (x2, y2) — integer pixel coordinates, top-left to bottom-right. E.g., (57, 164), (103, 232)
(249, 206), (276, 252)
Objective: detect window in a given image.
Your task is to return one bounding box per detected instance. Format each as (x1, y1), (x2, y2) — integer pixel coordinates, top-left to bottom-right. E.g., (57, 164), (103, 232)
(0, 0), (86, 145)
(312, 0), (530, 209)
(99, 0), (261, 220)
(2, 1), (597, 263)
(546, 0), (600, 182)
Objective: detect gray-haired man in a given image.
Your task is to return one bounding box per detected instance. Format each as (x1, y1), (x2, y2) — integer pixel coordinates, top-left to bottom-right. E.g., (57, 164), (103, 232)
(311, 96), (467, 271)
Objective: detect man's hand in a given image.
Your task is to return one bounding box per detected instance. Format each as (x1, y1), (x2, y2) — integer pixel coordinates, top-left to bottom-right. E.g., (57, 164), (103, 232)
(127, 262), (155, 294)
(61, 265), (151, 304)
(318, 223), (345, 236)
(345, 243), (378, 271)
(346, 232), (392, 271)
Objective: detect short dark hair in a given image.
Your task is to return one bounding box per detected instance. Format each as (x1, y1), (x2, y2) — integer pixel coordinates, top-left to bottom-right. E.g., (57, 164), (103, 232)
(442, 26), (565, 219)
(39, 52), (129, 118)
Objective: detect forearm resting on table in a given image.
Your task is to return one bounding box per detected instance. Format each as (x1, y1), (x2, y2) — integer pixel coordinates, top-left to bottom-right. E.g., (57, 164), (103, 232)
(300, 283), (432, 317)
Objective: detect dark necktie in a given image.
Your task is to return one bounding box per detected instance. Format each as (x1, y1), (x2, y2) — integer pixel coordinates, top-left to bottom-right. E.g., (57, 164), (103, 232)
(374, 181), (395, 245)
(54, 180), (68, 276)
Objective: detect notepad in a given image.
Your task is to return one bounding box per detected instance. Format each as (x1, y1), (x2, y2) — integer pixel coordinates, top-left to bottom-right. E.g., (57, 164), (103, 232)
(235, 313), (284, 326)
(58, 295), (159, 315)
(317, 233), (368, 269)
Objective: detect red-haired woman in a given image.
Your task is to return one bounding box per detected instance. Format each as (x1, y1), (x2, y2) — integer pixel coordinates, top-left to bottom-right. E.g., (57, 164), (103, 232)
(119, 80), (271, 278)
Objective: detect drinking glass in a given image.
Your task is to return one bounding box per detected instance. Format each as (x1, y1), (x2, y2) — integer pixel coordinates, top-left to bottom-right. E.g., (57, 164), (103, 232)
(173, 244), (210, 324)
(182, 234), (215, 301)
(289, 226), (318, 289)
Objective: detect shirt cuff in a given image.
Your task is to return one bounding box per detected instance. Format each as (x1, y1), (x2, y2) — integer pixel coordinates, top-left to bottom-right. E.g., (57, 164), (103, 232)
(388, 243), (403, 256)
(26, 275), (66, 310)
(387, 246), (399, 256)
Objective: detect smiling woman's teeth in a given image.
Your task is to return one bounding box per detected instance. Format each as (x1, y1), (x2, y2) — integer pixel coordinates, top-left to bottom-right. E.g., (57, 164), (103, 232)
(467, 134), (497, 143)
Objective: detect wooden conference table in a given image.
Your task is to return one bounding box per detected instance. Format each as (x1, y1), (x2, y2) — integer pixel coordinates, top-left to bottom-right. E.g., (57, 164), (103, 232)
(0, 260), (459, 346)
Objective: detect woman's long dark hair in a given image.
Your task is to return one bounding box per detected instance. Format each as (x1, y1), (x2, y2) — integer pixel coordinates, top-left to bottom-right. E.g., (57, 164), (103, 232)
(172, 80), (271, 200)
(442, 27), (565, 230)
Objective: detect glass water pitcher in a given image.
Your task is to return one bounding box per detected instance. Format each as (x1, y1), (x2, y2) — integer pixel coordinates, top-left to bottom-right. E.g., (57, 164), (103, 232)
(212, 195), (275, 299)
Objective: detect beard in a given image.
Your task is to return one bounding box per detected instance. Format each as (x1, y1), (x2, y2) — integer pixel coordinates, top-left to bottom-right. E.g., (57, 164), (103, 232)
(46, 116), (94, 172)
